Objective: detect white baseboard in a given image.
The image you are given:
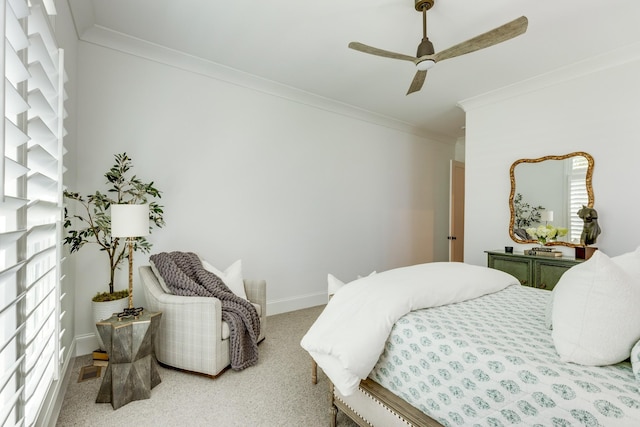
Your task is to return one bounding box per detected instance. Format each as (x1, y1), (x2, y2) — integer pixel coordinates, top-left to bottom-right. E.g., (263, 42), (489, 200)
(75, 332), (99, 357)
(39, 340), (77, 427)
(266, 292), (327, 316)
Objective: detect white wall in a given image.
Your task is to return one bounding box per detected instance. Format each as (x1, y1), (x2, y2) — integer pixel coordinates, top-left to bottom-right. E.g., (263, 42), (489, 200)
(70, 42), (455, 351)
(462, 44), (640, 266)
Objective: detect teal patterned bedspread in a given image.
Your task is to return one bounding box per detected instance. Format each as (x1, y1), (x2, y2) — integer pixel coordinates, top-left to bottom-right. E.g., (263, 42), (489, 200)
(370, 285), (640, 427)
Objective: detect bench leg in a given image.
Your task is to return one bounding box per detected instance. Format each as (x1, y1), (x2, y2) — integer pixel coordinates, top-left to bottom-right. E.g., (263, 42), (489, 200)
(312, 359), (318, 384)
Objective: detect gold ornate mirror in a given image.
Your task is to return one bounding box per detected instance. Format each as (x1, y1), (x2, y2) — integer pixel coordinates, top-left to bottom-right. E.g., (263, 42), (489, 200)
(509, 152), (594, 247)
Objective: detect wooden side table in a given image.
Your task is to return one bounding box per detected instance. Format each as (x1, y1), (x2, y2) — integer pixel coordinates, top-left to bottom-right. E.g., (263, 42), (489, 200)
(95, 311), (162, 409)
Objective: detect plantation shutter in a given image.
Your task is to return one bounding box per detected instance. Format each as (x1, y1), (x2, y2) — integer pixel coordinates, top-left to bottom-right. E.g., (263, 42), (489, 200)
(568, 156), (589, 243)
(1, 0), (66, 425)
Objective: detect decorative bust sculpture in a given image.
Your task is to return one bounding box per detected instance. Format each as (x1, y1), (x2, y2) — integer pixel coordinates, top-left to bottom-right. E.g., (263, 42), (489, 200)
(577, 206), (601, 245)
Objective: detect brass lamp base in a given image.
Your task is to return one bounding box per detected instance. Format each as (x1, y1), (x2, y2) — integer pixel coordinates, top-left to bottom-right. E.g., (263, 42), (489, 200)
(117, 238), (143, 320)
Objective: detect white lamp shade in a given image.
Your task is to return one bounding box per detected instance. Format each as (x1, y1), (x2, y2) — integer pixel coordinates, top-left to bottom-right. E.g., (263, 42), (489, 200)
(111, 204), (150, 237)
(540, 210), (554, 222)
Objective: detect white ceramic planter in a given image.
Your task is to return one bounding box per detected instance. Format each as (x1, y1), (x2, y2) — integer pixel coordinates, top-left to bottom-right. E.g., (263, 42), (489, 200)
(91, 297), (128, 350)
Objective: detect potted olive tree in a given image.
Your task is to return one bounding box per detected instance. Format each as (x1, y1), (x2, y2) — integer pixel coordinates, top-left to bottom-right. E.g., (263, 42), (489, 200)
(64, 153), (164, 348)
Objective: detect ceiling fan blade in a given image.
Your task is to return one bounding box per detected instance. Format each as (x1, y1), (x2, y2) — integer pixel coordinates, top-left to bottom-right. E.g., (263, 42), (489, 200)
(407, 70), (427, 95)
(348, 42), (417, 62)
(432, 16), (528, 63)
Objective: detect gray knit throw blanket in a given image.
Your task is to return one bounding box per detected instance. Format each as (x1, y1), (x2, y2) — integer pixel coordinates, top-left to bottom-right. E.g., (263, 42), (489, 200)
(149, 251), (260, 370)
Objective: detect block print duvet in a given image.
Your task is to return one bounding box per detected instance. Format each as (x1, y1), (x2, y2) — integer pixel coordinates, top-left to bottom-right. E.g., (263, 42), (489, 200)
(370, 285), (640, 427)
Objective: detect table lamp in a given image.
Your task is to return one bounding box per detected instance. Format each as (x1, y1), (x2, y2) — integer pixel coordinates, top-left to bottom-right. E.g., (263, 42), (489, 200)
(111, 203), (149, 318)
(540, 210), (553, 225)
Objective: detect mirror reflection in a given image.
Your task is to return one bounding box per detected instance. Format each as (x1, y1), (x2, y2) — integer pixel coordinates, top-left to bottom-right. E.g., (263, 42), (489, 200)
(509, 152), (594, 247)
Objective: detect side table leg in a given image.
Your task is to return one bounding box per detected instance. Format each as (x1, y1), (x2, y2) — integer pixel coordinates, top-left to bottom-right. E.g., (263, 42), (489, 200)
(95, 312), (163, 409)
(96, 322), (113, 404)
(95, 363), (112, 404)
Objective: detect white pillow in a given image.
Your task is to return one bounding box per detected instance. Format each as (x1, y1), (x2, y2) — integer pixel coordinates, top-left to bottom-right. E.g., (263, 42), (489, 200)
(327, 274), (345, 298)
(358, 271), (377, 280)
(542, 247), (640, 331)
(611, 246), (640, 283)
(149, 259), (172, 294)
(551, 250), (640, 366)
(327, 271), (376, 298)
(632, 339), (640, 383)
(200, 258), (247, 300)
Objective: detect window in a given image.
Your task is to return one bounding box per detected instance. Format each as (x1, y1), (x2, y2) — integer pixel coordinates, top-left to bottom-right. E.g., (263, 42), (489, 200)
(1, 0), (66, 425)
(568, 156), (589, 243)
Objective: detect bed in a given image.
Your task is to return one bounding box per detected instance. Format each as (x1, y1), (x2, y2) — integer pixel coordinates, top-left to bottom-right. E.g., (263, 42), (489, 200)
(302, 249), (640, 427)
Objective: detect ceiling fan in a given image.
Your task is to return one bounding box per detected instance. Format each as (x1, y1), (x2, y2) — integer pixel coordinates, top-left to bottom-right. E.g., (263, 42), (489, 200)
(348, 0), (528, 95)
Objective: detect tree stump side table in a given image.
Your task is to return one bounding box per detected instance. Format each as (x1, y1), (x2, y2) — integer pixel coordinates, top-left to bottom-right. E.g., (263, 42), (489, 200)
(95, 311), (162, 409)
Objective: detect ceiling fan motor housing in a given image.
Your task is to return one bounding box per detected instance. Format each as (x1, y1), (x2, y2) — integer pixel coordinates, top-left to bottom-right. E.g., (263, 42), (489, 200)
(416, 38), (435, 70)
(415, 0), (435, 12)
(417, 38), (434, 56)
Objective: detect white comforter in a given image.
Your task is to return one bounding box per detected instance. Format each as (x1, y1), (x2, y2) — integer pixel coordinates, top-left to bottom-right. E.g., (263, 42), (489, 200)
(300, 262), (519, 396)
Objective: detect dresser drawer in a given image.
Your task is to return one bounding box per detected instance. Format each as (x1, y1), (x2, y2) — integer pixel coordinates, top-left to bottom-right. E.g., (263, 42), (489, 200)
(489, 256), (531, 286)
(533, 260), (576, 290)
(486, 250), (582, 290)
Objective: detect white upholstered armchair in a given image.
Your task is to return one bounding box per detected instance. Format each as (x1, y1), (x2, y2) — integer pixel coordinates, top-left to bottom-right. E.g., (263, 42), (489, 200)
(139, 266), (266, 377)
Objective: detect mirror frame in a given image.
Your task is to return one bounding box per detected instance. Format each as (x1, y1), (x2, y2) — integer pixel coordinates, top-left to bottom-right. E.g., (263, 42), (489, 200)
(508, 151), (595, 247)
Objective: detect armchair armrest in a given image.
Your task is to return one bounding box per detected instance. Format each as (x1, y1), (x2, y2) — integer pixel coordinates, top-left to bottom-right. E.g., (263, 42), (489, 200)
(244, 279), (266, 308)
(244, 279), (266, 341)
(154, 291), (223, 330)
(150, 290), (226, 346)
(140, 266), (227, 370)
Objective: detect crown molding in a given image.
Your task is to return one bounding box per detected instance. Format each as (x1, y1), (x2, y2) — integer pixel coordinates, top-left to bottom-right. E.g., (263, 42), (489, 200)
(67, 1), (453, 144)
(66, 0), (96, 39)
(458, 41), (640, 112)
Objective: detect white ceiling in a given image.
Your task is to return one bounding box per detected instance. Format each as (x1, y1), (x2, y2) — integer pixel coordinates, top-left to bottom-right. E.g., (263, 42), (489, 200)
(66, 0), (640, 141)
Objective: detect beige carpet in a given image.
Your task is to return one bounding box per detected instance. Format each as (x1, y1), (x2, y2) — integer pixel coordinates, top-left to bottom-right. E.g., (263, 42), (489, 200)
(56, 305), (358, 426)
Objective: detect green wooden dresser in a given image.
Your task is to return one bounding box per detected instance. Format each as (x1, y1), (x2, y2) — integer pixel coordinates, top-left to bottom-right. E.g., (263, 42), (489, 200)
(486, 250), (584, 291)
